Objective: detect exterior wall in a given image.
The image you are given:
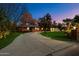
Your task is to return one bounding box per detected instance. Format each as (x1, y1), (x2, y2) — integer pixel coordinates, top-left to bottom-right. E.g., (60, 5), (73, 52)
(50, 28), (60, 32)
(18, 27), (29, 32)
(17, 27), (41, 32)
(18, 27), (61, 32)
(50, 28), (54, 32)
(31, 27), (40, 32)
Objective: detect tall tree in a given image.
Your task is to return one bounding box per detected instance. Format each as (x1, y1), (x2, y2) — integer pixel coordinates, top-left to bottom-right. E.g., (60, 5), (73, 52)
(0, 3), (29, 31)
(0, 3), (29, 22)
(73, 15), (79, 23)
(73, 15), (79, 28)
(63, 18), (72, 26)
(57, 23), (63, 31)
(0, 8), (10, 31)
(39, 13), (52, 31)
(52, 21), (57, 28)
(63, 18), (72, 32)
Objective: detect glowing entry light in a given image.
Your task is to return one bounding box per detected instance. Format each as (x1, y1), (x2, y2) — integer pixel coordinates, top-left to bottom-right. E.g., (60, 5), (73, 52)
(73, 26), (76, 30)
(27, 27), (29, 30)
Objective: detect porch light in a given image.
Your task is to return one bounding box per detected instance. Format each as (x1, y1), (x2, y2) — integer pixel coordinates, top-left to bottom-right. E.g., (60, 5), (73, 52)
(73, 26), (76, 30)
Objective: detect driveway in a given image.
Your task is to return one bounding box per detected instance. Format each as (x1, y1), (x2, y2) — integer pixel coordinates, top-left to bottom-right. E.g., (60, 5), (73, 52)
(0, 32), (75, 56)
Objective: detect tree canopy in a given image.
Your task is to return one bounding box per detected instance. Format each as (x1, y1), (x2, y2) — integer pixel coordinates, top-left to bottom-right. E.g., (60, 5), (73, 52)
(0, 3), (29, 31)
(73, 15), (79, 23)
(39, 13), (52, 31)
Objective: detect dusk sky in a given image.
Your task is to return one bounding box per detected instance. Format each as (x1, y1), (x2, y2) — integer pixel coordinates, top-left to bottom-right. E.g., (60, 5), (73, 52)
(27, 3), (79, 23)
(0, 3), (79, 23)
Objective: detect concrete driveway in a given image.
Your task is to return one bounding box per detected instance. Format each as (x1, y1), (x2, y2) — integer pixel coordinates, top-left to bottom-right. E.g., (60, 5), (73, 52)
(0, 32), (75, 56)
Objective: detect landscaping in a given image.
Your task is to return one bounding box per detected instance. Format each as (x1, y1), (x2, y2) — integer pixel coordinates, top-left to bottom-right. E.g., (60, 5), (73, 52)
(0, 4), (79, 50)
(0, 32), (22, 49)
(40, 32), (71, 41)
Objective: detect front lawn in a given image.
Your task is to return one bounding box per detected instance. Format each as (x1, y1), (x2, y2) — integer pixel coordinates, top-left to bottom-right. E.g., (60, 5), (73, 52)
(0, 32), (22, 49)
(40, 32), (71, 41)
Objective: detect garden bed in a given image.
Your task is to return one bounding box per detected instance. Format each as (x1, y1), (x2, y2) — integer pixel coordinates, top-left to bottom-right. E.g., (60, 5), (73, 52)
(0, 32), (22, 49)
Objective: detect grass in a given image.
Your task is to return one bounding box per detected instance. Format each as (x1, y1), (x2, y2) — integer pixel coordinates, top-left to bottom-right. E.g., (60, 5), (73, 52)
(40, 31), (71, 41)
(0, 32), (22, 49)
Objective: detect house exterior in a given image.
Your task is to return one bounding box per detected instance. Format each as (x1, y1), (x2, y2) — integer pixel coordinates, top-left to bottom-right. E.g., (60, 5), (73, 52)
(17, 13), (40, 32)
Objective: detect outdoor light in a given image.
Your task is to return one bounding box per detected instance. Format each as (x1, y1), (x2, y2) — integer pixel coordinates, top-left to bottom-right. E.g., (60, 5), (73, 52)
(73, 26), (76, 30)
(27, 27), (29, 30)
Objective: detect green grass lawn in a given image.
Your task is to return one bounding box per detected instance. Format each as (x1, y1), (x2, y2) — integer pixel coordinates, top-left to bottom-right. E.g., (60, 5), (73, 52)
(40, 32), (71, 41)
(0, 32), (22, 49)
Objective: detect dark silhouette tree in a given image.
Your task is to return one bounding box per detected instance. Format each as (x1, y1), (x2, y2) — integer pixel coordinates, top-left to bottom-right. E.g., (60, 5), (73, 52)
(57, 23), (63, 31)
(63, 18), (72, 33)
(0, 8), (10, 31)
(63, 18), (72, 26)
(73, 15), (79, 29)
(63, 18), (72, 22)
(52, 21), (57, 28)
(39, 13), (52, 31)
(0, 3), (29, 31)
(73, 15), (79, 23)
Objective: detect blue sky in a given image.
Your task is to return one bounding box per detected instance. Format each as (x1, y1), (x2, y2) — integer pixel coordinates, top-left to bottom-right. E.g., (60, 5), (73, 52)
(27, 3), (79, 23)
(0, 3), (79, 23)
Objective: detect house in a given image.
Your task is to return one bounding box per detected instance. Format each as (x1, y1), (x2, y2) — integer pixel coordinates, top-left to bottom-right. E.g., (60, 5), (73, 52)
(17, 13), (40, 32)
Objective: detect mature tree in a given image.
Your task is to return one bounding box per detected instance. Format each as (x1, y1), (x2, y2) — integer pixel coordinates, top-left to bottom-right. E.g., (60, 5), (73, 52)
(63, 18), (73, 34)
(0, 8), (10, 31)
(52, 21), (57, 28)
(0, 3), (29, 22)
(39, 18), (44, 29)
(73, 15), (79, 29)
(0, 3), (29, 31)
(63, 18), (72, 25)
(39, 13), (52, 31)
(57, 23), (63, 31)
(73, 15), (79, 23)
